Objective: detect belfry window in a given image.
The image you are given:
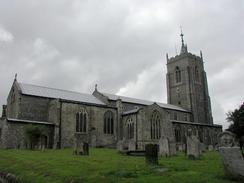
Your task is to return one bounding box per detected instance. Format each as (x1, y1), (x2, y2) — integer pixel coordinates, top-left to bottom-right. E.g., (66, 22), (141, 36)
(104, 111), (114, 134)
(150, 110), (161, 139)
(175, 66), (181, 83)
(76, 108), (87, 133)
(126, 118), (134, 139)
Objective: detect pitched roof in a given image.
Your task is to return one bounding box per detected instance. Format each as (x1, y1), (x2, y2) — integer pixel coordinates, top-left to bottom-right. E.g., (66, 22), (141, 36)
(18, 82), (105, 106)
(102, 92), (188, 112)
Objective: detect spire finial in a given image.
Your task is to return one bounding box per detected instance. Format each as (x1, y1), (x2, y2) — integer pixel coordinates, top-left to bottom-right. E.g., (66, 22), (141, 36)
(180, 26), (184, 46)
(14, 73), (17, 81)
(95, 84), (98, 91)
(200, 50), (203, 60)
(180, 26), (188, 54)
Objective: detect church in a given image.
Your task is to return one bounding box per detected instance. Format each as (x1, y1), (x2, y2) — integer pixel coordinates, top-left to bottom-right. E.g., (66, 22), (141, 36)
(0, 33), (222, 151)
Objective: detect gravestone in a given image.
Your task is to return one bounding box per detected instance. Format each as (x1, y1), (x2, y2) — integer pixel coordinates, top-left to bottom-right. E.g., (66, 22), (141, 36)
(218, 131), (236, 147)
(83, 142), (89, 155)
(73, 136), (84, 155)
(117, 139), (126, 152)
(177, 144), (183, 152)
(208, 145), (214, 151)
(199, 143), (206, 153)
(91, 135), (97, 147)
(169, 142), (177, 155)
(187, 135), (201, 159)
(159, 137), (169, 156)
(128, 140), (136, 151)
(145, 144), (158, 165)
(218, 131), (244, 181)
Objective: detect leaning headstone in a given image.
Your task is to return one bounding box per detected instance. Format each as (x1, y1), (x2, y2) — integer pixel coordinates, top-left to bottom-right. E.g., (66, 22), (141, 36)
(159, 137), (169, 156)
(145, 144), (158, 165)
(219, 147), (244, 182)
(187, 135), (201, 159)
(128, 140), (136, 151)
(83, 142), (89, 155)
(218, 131), (244, 181)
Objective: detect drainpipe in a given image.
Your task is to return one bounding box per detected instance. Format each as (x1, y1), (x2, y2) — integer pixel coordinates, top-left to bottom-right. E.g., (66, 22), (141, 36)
(136, 113), (138, 150)
(58, 99), (62, 149)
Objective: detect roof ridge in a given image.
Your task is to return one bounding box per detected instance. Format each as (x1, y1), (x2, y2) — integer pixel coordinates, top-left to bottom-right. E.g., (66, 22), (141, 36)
(102, 92), (188, 111)
(103, 92), (168, 105)
(19, 82), (91, 96)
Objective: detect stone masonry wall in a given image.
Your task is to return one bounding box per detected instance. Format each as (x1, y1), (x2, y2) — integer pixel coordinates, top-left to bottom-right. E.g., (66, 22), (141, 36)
(1, 119), (54, 149)
(60, 102), (117, 148)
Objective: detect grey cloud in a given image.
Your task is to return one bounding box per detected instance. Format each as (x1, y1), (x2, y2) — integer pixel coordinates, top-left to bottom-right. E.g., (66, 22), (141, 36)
(0, 0), (243, 129)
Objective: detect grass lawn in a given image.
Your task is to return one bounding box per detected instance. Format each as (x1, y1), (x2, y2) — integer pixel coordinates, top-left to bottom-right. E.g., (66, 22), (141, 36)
(0, 148), (239, 183)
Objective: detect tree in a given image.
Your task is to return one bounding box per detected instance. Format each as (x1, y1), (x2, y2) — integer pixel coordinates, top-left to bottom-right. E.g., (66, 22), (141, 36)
(226, 102), (244, 151)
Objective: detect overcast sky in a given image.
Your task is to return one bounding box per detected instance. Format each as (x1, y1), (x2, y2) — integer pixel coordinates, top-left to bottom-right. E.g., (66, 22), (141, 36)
(0, 0), (243, 129)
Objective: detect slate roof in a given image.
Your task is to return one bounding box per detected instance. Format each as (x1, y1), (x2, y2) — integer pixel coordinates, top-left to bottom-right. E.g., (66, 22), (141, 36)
(102, 93), (189, 112)
(18, 82), (105, 106)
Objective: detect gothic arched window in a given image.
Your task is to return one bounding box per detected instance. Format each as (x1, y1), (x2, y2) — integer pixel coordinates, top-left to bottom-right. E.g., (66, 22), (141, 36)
(195, 66), (200, 82)
(175, 66), (181, 83)
(150, 110), (161, 139)
(126, 118), (134, 139)
(104, 111), (114, 134)
(76, 108), (88, 133)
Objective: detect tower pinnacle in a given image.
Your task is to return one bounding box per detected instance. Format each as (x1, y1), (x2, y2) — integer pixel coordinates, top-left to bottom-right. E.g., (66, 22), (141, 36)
(180, 27), (188, 54)
(180, 26), (184, 47)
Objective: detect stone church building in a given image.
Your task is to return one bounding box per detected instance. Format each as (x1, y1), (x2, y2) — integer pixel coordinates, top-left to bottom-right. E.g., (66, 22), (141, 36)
(0, 34), (222, 150)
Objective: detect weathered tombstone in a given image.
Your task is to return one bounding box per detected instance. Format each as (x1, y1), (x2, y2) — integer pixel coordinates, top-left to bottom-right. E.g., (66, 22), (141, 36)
(178, 144), (183, 152)
(145, 144), (158, 165)
(73, 136), (84, 155)
(83, 142), (89, 155)
(91, 134), (97, 147)
(208, 145), (214, 151)
(199, 143), (206, 153)
(218, 131), (236, 147)
(218, 131), (244, 181)
(128, 140), (136, 151)
(187, 135), (201, 159)
(159, 137), (169, 156)
(169, 142), (177, 155)
(117, 139), (125, 152)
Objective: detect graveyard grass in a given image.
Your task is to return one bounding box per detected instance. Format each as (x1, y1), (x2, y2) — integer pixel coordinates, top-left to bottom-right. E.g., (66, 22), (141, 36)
(0, 148), (239, 183)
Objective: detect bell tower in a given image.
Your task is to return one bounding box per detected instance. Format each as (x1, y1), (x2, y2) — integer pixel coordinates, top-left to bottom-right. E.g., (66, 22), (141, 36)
(166, 31), (213, 124)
